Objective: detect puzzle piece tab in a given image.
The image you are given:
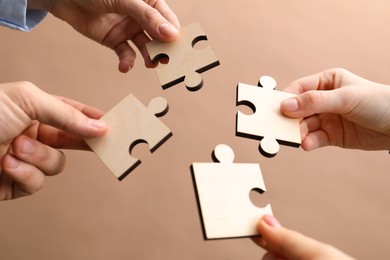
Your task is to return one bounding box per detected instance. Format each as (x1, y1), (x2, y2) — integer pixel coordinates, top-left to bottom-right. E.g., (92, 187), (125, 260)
(236, 76), (301, 157)
(191, 144), (272, 239)
(146, 21), (220, 91)
(85, 94), (172, 181)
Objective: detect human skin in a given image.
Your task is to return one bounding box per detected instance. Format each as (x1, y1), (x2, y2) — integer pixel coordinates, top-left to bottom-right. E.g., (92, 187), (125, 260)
(28, 0), (181, 72)
(257, 68), (390, 259)
(280, 68), (390, 151)
(0, 81), (107, 200)
(255, 215), (355, 260)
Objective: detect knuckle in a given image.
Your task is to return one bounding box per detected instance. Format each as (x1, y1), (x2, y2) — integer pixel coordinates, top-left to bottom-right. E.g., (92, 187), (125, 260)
(35, 148), (66, 176)
(334, 67), (348, 74)
(20, 170), (45, 195)
(326, 67), (347, 75)
(144, 0), (159, 6)
(143, 6), (161, 23)
(303, 91), (323, 108)
(9, 81), (43, 119)
(11, 81), (38, 96)
(320, 68), (349, 90)
(48, 150), (66, 176)
(16, 81), (36, 89)
(1, 81), (37, 99)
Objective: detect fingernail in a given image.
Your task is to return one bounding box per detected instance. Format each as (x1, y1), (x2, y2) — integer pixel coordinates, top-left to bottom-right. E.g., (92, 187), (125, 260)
(21, 138), (34, 155)
(282, 98), (299, 112)
(159, 22), (179, 39)
(88, 119), (107, 129)
(262, 215), (282, 228)
(6, 155), (20, 169)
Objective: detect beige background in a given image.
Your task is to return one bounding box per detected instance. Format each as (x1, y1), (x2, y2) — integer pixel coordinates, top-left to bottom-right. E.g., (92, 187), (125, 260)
(1, 0), (390, 259)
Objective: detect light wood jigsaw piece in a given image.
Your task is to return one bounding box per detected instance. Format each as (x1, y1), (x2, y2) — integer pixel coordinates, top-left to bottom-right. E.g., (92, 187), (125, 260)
(85, 94), (172, 181)
(191, 144), (273, 239)
(146, 21), (220, 91)
(236, 76), (301, 157)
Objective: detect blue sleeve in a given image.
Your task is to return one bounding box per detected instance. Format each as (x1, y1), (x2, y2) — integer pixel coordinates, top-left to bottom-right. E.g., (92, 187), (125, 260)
(0, 0), (47, 32)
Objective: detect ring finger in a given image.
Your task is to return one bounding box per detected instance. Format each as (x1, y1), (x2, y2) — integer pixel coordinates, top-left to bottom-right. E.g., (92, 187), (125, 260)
(11, 135), (66, 176)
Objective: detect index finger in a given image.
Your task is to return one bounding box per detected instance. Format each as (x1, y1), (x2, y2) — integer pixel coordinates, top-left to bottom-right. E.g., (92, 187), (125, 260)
(6, 82), (107, 138)
(283, 69), (343, 94)
(55, 95), (105, 119)
(153, 0), (180, 28)
(123, 0), (180, 41)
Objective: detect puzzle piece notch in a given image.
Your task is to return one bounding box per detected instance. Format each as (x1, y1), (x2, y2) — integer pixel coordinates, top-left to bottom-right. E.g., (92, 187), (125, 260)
(236, 75), (301, 157)
(146, 21), (220, 91)
(147, 96), (169, 118)
(192, 144), (273, 239)
(259, 136), (280, 157)
(85, 94), (172, 181)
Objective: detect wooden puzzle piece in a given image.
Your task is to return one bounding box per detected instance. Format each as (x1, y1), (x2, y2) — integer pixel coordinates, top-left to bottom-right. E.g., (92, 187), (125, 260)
(191, 144), (272, 239)
(146, 21), (220, 91)
(85, 94), (172, 181)
(236, 76), (301, 157)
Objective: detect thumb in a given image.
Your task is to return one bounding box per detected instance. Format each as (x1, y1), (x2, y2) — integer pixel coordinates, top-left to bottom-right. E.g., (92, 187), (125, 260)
(257, 215), (353, 260)
(280, 89), (345, 119)
(257, 216), (323, 259)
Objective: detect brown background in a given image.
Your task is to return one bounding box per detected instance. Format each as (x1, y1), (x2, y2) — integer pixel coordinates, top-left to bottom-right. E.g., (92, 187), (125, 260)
(1, 0), (390, 259)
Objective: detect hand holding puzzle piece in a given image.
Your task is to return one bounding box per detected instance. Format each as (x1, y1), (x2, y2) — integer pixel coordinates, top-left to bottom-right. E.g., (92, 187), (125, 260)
(146, 21), (220, 91)
(192, 144), (272, 239)
(85, 94), (172, 181)
(236, 76), (301, 157)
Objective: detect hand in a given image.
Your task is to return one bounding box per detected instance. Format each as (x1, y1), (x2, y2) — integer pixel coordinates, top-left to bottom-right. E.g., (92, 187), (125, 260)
(254, 215), (355, 260)
(280, 68), (390, 151)
(29, 0), (180, 73)
(0, 81), (108, 200)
